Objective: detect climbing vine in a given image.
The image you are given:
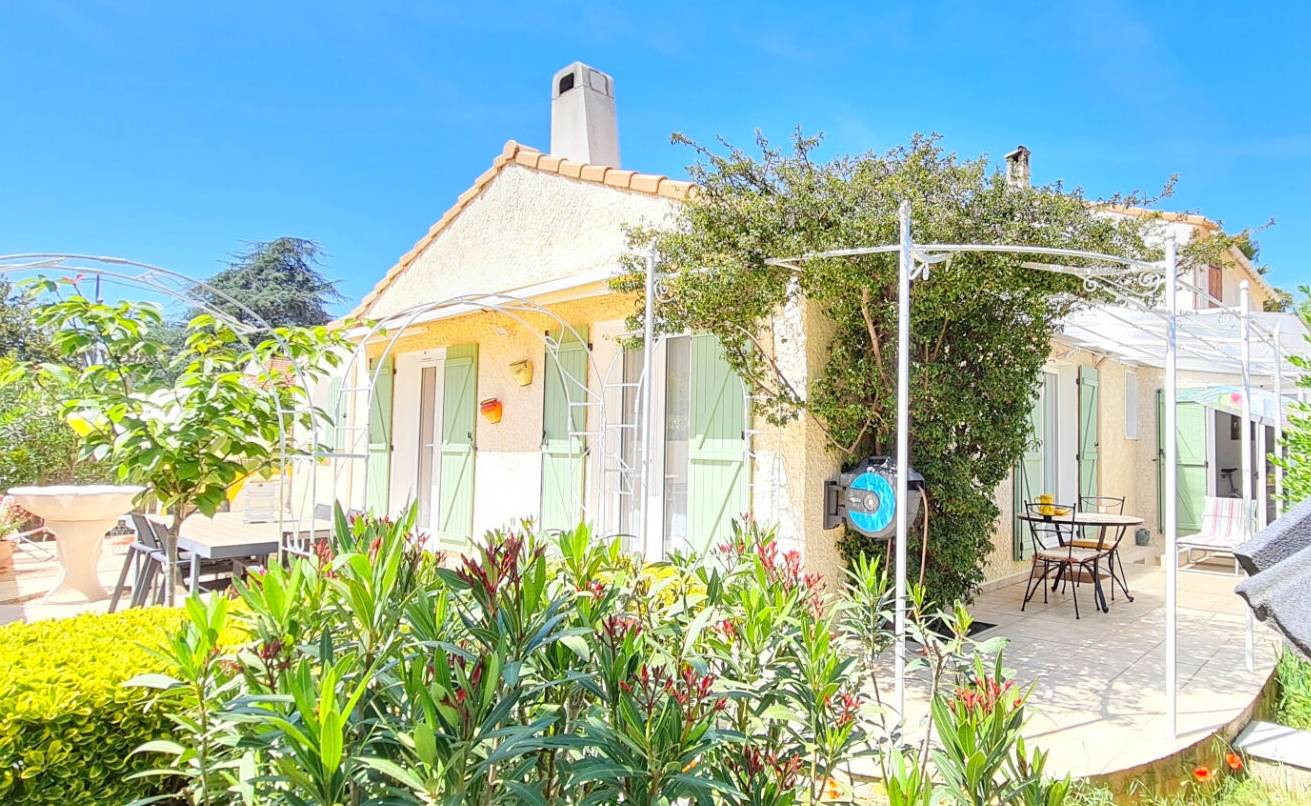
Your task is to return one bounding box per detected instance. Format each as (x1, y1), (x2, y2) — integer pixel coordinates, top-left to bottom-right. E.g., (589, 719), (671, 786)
(618, 132), (1227, 602)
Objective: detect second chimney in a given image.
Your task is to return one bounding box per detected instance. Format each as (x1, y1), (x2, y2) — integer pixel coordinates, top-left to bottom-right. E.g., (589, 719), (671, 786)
(1005, 145), (1031, 188)
(550, 62), (620, 167)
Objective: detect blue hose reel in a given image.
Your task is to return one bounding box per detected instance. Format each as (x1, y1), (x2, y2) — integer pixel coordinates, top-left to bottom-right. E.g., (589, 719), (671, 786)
(823, 456), (924, 539)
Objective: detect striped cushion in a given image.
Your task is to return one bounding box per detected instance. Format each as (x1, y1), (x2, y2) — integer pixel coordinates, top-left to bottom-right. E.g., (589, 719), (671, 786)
(1178, 497), (1255, 549)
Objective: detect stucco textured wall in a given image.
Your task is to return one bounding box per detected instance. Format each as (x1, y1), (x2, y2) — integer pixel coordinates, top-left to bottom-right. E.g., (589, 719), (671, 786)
(752, 295), (845, 585)
(367, 165), (677, 319)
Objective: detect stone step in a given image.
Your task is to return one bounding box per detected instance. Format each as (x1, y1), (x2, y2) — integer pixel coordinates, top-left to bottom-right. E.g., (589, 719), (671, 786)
(1235, 721), (1311, 769)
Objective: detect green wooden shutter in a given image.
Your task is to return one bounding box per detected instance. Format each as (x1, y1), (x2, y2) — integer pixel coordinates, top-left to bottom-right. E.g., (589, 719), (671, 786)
(687, 334), (747, 555)
(1013, 384), (1045, 559)
(541, 328), (589, 533)
(1156, 392), (1207, 533)
(366, 355), (394, 515)
(1077, 366), (1100, 501)
(438, 345), (477, 545)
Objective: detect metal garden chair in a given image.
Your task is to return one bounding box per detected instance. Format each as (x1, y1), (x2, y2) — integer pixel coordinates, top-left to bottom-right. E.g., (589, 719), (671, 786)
(1074, 495), (1133, 602)
(1021, 502), (1111, 619)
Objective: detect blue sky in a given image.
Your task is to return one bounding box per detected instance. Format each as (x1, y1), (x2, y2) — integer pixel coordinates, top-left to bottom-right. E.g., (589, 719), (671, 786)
(2, 2), (1308, 312)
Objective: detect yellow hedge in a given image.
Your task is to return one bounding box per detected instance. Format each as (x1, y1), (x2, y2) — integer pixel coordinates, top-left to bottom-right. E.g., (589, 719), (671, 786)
(0, 607), (184, 804)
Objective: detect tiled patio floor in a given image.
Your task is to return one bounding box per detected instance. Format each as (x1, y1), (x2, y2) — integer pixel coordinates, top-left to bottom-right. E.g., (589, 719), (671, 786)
(3, 537), (1281, 781)
(0, 535), (133, 624)
(887, 547), (1280, 778)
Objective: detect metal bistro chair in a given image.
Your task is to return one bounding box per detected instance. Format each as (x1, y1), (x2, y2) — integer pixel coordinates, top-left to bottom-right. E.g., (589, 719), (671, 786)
(109, 515), (234, 610)
(1073, 495), (1134, 602)
(1021, 502), (1112, 619)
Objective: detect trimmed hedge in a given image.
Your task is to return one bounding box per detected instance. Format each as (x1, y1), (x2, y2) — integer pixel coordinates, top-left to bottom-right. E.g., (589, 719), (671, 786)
(0, 607), (184, 804)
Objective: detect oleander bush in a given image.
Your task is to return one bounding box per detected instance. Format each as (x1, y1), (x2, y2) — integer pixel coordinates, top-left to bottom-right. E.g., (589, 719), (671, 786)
(130, 504), (1070, 805)
(0, 607), (184, 804)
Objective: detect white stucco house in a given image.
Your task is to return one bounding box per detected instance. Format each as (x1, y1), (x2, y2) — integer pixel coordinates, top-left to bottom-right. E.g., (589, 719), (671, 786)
(310, 62), (1304, 591)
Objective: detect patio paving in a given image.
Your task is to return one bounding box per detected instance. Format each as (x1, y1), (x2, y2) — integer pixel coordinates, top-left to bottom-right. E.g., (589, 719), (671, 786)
(0, 533), (131, 624)
(886, 546), (1281, 779)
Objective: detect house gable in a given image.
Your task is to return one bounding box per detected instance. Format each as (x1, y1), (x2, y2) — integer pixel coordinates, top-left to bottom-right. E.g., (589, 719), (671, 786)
(354, 141), (689, 320)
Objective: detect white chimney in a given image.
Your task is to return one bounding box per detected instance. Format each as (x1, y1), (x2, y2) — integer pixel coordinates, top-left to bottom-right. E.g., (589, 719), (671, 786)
(1004, 145), (1031, 188)
(550, 62), (620, 167)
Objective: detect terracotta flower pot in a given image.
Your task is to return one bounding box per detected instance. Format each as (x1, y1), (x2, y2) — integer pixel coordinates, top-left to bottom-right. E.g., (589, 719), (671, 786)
(0, 540), (15, 575)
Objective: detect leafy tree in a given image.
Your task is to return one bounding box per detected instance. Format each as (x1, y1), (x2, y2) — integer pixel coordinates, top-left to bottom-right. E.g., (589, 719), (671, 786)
(0, 280), (54, 361)
(1274, 287), (1311, 502)
(618, 132), (1191, 602)
(0, 356), (111, 488)
(16, 279), (349, 603)
(194, 237), (343, 328)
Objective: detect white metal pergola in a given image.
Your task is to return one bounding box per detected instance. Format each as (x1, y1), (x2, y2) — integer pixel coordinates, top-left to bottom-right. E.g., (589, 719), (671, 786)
(764, 202), (1301, 739)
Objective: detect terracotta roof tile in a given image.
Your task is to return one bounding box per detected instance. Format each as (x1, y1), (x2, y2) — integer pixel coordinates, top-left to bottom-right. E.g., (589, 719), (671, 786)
(514, 149), (543, 168)
(604, 169), (637, 189)
(579, 164), (609, 183)
(349, 140), (692, 318)
(658, 179), (693, 200)
(629, 173), (662, 194)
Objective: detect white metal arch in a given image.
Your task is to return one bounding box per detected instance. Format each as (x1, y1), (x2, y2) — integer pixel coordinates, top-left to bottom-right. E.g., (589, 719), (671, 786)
(763, 201), (1293, 739)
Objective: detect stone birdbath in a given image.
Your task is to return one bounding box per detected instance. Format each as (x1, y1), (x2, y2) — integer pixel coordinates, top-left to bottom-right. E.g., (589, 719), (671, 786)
(7, 484), (144, 603)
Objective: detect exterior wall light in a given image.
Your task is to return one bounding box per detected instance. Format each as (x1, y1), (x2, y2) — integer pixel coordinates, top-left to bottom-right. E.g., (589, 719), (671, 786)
(510, 359), (533, 386)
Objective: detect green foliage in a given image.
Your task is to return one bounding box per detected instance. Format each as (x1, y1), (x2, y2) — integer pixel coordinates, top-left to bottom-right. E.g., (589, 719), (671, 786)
(131, 510), (1070, 805)
(1070, 771), (1311, 805)
(1274, 650), (1311, 731)
(1274, 288), (1311, 501)
(14, 281), (348, 564)
(0, 356), (111, 488)
(617, 132), (1166, 603)
(195, 237), (344, 328)
(0, 607), (185, 804)
(930, 654), (1068, 806)
(0, 280), (54, 362)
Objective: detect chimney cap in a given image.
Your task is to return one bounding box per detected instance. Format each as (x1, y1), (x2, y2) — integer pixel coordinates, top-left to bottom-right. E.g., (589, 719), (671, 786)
(552, 62), (615, 100)
(1005, 144), (1031, 161)
(550, 61), (620, 167)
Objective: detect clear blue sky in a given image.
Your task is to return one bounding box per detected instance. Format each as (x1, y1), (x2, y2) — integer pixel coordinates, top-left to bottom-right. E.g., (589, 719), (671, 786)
(2, 2), (1308, 312)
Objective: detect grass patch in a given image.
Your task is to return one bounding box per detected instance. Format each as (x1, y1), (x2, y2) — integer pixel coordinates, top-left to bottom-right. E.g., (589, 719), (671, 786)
(1071, 776), (1310, 805)
(1275, 650), (1311, 730)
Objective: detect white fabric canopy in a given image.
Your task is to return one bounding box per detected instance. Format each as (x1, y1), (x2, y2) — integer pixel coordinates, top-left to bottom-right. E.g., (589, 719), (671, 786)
(1060, 306), (1305, 377)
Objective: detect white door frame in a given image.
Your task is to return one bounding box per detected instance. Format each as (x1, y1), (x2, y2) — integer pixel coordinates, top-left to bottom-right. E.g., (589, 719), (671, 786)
(393, 348), (447, 532)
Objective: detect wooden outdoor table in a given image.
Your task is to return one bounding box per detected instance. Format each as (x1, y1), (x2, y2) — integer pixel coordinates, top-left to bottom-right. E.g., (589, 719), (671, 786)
(149, 512), (333, 593)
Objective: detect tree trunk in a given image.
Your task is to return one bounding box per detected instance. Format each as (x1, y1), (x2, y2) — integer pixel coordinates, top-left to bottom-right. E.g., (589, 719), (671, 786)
(167, 508), (185, 607)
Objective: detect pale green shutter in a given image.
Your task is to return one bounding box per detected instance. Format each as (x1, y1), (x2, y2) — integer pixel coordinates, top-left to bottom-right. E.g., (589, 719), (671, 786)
(438, 345), (477, 545)
(366, 355), (394, 515)
(540, 328), (588, 532)
(1014, 384), (1045, 559)
(1077, 366), (1100, 501)
(1157, 392), (1207, 533)
(687, 334), (747, 554)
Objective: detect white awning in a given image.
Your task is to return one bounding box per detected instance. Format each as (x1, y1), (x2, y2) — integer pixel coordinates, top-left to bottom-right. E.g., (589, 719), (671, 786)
(1059, 305), (1306, 378)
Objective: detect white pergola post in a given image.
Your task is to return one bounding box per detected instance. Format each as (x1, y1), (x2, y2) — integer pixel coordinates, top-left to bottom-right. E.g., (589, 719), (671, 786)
(1275, 325), (1285, 516)
(1164, 236), (1179, 740)
(640, 249), (658, 560)
(1239, 281), (1255, 672)
(893, 200), (912, 719)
